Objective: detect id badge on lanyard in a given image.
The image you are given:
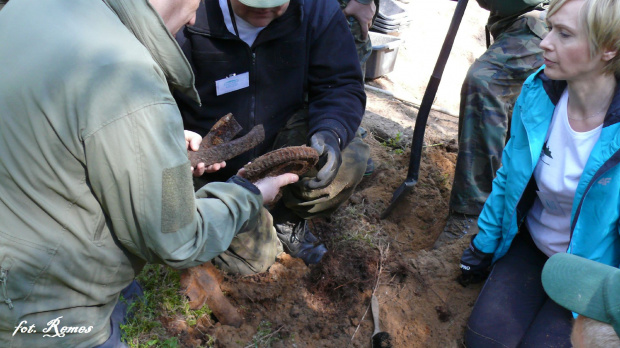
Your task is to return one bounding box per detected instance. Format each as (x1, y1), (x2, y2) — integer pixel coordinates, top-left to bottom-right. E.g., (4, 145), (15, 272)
(215, 0), (251, 96)
(215, 72), (249, 96)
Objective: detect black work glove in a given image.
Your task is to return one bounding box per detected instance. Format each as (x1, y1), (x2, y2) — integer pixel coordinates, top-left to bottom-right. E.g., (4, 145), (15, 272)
(305, 131), (342, 190)
(458, 234), (493, 287)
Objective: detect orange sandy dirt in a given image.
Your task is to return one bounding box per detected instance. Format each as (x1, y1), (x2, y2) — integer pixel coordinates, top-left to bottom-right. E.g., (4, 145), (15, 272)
(164, 132), (484, 347)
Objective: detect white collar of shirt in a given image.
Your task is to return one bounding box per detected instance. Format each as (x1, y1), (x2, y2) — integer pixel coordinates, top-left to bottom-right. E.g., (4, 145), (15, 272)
(218, 0), (266, 46)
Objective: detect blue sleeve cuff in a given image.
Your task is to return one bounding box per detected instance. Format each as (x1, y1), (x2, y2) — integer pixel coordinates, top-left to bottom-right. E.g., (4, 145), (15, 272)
(310, 119), (349, 150)
(226, 175), (260, 195)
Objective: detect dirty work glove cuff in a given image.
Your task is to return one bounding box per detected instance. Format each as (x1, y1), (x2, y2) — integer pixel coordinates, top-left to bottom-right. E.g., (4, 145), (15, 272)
(458, 235), (493, 287)
(305, 130), (342, 190)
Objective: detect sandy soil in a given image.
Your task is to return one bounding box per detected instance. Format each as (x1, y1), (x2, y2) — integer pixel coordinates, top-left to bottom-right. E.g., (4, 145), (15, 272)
(161, 1), (493, 346)
(170, 133), (482, 347)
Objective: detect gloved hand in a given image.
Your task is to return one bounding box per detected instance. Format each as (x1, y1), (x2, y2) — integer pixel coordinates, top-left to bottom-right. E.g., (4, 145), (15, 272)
(458, 235), (493, 287)
(305, 131), (342, 190)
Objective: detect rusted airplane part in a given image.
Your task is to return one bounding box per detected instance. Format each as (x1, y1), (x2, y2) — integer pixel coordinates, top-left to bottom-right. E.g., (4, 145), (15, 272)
(187, 113), (265, 168)
(189, 125), (264, 168)
(180, 262), (243, 328)
(242, 146), (319, 182)
(202, 113), (243, 146)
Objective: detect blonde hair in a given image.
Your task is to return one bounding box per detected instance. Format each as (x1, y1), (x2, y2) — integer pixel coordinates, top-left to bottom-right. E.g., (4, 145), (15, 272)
(547, 0), (620, 75)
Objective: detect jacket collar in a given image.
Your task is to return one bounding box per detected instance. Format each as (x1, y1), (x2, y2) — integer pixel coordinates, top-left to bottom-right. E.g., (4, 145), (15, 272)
(102, 0), (200, 105)
(190, 0), (303, 46)
(538, 69), (620, 128)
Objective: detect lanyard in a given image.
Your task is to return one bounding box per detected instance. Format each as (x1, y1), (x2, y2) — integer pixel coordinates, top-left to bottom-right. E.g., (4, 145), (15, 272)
(227, 0), (241, 37)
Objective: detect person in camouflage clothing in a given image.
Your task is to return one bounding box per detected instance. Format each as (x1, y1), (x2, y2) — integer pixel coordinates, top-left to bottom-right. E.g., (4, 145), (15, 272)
(436, 0), (548, 246)
(337, 0), (379, 177)
(338, 0), (379, 77)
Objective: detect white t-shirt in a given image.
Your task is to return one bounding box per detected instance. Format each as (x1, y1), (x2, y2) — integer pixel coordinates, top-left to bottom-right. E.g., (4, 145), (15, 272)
(526, 89), (603, 256)
(219, 0), (265, 46)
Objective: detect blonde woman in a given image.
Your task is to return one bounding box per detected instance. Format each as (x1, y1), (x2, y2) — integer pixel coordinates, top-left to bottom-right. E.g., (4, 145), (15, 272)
(457, 0), (620, 346)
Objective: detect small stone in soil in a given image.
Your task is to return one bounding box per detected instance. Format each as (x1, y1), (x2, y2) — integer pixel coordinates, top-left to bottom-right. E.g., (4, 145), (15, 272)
(435, 306), (452, 322)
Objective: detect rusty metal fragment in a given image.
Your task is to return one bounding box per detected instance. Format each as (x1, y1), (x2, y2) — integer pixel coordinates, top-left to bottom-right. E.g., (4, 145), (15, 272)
(202, 113), (242, 146)
(187, 113), (265, 168)
(180, 262), (243, 328)
(243, 146), (319, 182)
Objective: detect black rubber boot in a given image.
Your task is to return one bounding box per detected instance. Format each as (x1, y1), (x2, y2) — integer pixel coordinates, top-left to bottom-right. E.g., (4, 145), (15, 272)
(272, 208), (327, 265)
(433, 213), (479, 249)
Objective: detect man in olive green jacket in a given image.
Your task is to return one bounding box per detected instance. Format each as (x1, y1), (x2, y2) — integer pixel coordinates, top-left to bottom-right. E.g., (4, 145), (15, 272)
(0, 0), (296, 346)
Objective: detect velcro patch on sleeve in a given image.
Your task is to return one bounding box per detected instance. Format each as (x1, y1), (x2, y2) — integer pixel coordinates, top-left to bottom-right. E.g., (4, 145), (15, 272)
(161, 162), (195, 234)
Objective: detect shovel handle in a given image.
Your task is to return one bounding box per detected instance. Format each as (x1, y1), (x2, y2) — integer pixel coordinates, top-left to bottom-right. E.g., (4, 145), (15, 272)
(381, 0), (468, 219)
(406, 0), (468, 180)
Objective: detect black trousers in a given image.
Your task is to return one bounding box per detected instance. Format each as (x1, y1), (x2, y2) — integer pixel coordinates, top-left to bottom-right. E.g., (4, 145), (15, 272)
(465, 229), (573, 347)
(94, 280), (143, 348)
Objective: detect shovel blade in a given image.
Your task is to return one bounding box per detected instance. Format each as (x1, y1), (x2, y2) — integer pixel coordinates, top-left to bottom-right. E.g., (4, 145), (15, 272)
(372, 332), (393, 348)
(380, 178), (417, 219)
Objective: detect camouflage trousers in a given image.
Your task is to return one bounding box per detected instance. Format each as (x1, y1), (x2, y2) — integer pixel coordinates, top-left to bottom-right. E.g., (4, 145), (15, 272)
(449, 15), (546, 215)
(213, 207), (283, 276)
(338, 0), (376, 78)
(213, 110), (369, 274)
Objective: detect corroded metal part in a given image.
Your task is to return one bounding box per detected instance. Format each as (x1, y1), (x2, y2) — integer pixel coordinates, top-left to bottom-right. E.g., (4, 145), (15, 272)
(188, 122), (265, 167)
(180, 263), (243, 327)
(243, 146), (319, 182)
(203, 113), (242, 147)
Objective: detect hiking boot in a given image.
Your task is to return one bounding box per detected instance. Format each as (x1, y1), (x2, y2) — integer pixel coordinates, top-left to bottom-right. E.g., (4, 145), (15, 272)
(433, 213), (478, 249)
(275, 219), (327, 265)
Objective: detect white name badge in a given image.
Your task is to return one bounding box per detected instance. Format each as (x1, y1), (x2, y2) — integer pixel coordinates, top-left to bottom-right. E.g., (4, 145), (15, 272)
(215, 72), (249, 96)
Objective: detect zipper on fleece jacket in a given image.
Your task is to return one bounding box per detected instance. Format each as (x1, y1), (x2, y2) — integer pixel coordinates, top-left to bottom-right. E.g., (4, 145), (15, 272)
(186, 26), (260, 158)
(249, 51), (257, 159)
(0, 258), (14, 310)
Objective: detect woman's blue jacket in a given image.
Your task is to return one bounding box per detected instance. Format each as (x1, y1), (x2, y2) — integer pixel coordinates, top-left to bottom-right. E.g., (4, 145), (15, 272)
(475, 67), (620, 268)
